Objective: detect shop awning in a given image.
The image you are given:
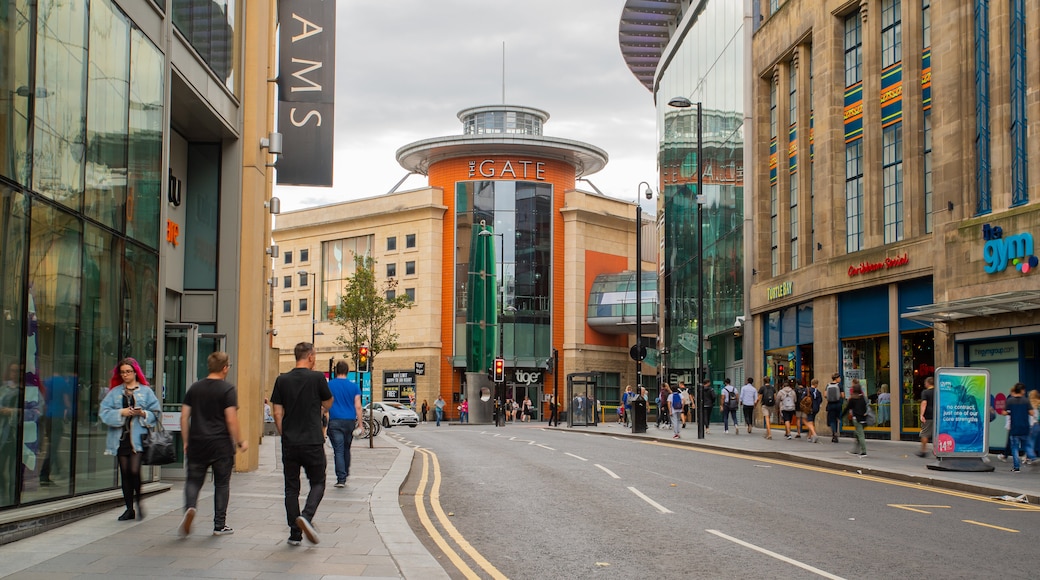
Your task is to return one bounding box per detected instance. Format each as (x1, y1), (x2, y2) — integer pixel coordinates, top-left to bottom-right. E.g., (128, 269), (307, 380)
(900, 290), (1040, 323)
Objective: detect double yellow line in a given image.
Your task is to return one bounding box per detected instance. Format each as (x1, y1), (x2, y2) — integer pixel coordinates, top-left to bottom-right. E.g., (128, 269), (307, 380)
(413, 448), (508, 580)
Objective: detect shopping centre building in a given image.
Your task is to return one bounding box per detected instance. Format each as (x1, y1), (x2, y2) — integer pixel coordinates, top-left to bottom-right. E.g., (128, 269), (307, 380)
(272, 105), (658, 421)
(0, 0), (277, 538)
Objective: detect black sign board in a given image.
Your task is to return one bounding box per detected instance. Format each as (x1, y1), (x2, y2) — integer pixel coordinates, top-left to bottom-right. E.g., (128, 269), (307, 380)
(415, 362), (425, 375)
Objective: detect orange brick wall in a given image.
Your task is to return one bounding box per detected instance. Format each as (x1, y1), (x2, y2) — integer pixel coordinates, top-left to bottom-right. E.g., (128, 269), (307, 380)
(584, 251), (629, 347)
(428, 156), (575, 407)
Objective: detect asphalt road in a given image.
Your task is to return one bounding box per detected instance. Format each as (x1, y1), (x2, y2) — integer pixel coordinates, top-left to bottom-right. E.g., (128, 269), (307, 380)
(392, 422), (1039, 579)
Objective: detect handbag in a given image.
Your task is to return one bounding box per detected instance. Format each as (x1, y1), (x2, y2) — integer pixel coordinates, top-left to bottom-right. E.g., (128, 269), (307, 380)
(864, 404), (877, 427)
(142, 420), (177, 465)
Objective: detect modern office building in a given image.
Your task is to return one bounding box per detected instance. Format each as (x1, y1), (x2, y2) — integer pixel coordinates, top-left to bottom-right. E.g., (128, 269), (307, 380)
(272, 105), (659, 420)
(749, 0), (1039, 445)
(0, 0), (277, 539)
(620, 1), (749, 388)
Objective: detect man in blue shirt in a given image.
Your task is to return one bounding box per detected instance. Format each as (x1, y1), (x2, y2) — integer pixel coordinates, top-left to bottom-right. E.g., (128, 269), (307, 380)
(1005, 382), (1035, 473)
(327, 361), (362, 487)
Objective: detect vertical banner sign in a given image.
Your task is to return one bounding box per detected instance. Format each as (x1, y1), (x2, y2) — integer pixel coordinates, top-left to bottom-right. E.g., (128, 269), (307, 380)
(934, 367), (990, 457)
(277, 0), (336, 186)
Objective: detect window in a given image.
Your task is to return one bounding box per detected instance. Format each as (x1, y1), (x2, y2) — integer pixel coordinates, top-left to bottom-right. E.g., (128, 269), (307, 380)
(883, 124), (904, 243)
(405, 261), (415, 276)
(790, 176), (799, 270)
(386, 289), (396, 301)
(300, 248), (309, 262)
(283, 300), (291, 313)
(922, 0), (931, 48)
(924, 113), (933, 233)
(322, 235), (374, 321)
(974, 0), (991, 214)
(387, 236), (397, 251)
(299, 272), (309, 287)
(788, 63), (797, 125)
(387, 263), (396, 277)
(881, 0), (902, 68)
(770, 77), (777, 140)
(845, 141), (864, 252)
(405, 233), (416, 248)
(283, 251), (292, 264)
(299, 298), (308, 312)
(405, 288), (416, 302)
(770, 184), (779, 276)
(844, 12), (862, 86)
(283, 275), (292, 289)
(1010, 0), (1028, 207)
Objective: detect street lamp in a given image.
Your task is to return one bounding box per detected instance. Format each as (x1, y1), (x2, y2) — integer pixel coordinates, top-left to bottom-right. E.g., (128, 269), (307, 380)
(633, 181), (653, 434)
(478, 227), (508, 426)
(298, 270), (319, 343)
(668, 96), (706, 440)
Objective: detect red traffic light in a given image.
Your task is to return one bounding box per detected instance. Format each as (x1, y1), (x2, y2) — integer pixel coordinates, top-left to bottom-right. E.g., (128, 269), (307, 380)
(493, 358), (505, 382)
(358, 346), (370, 372)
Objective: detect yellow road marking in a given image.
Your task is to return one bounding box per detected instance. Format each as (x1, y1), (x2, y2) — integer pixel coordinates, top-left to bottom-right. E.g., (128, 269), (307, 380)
(887, 504), (951, 514)
(962, 520), (1019, 533)
(644, 440), (1040, 511)
(412, 449), (481, 579)
(415, 448), (509, 580)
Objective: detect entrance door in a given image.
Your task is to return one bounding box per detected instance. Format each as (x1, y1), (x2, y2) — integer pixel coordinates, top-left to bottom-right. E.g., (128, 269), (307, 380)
(162, 324), (226, 476)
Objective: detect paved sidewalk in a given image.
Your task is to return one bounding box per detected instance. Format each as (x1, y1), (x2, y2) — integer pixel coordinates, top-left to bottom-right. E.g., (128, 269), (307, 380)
(562, 420), (1040, 503)
(0, 435), (449, 580)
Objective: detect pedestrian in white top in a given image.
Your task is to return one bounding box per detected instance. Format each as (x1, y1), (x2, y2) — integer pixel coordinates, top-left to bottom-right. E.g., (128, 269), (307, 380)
(740, 378), (758, 434)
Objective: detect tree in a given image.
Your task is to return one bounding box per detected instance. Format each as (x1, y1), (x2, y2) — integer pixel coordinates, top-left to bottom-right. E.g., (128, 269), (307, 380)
(329, 254), (413, 370)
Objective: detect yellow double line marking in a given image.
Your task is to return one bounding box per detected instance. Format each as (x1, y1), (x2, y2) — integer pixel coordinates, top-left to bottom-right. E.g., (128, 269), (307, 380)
(413, 448), (507, 580)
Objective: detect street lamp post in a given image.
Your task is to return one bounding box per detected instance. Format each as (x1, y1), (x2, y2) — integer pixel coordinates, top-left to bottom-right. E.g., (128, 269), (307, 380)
(667, 97), (706, 439)
(633, 181), (653, 434)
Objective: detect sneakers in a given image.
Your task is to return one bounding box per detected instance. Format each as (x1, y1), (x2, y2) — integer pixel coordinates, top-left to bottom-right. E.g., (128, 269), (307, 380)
(915, 451), (926, 458)
(296, 516), (320, 544)
(997, 454), (1007, 462)
(724, 429), (729, 434)
(859, 453), (867, 457)
(673, 434), (680, 439)
(213, 526), (234, 536)
(287, 538), (302, 546)
(847, 451), (861, 456)
(1011, 468), (1021, 473)
(810, 436), (819, 443)
(795, 434), (802, 439)
(785, 434), (793, 440)
(831, 435), (838, 443)
(334, 481), (345, 488)
(178, 507), (195, 537)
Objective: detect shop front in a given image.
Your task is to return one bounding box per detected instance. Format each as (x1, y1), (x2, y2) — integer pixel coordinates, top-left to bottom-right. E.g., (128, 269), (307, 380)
(762, 298), (814, 387)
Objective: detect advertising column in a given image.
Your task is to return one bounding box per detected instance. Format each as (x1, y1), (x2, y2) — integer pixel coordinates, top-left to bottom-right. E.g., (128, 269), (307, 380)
(927, 367), (994, 472)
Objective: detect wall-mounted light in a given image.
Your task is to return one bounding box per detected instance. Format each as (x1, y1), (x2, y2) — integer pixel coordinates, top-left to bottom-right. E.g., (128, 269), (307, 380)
(947, 201), (954, 212)
(260, 132), (283, 155)
(265, 244), (280, 257)
(267, 329), (278, 336)
(265, 197), (281, 215)
(817, 242), (823, 251)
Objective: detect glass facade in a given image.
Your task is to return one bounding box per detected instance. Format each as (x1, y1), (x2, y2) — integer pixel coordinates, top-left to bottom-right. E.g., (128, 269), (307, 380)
(656, 1), (744, 384)
(321, 235), (373, 321)
(0, 0), (163, 510)
(171, 0), (239, 93)
(454, 181), (553, 362)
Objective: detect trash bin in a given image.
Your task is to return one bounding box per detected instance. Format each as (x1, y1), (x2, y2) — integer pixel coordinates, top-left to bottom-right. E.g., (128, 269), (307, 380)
(632, 397), (648, 433)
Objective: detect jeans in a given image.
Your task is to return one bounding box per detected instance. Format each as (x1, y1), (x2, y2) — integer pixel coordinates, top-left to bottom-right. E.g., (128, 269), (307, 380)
(460, 411), (468, 423)
(722, 408), (737, 431)
(327, 418), (356, 482)
(282, 444), (326, 539)
(851, 421), (866, 454)
(1009, 434), (1036, 470)
(435, 407), (443, 425)
(184, 454), (234, 529)
(826, 402), (842, 436)
(671, 411), (683, 436)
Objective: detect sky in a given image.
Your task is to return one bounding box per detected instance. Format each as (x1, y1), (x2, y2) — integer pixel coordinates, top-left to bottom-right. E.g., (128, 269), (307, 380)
(274, 0), (660, 212)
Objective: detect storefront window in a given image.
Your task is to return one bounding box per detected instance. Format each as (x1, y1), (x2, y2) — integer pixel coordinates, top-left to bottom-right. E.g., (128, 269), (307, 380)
(123, 243), (158, 384)
(0, 0), (33, 185)
(0, 187), (28, 508)
(841, 335), (891, 431)
(899, 330), (934, 432)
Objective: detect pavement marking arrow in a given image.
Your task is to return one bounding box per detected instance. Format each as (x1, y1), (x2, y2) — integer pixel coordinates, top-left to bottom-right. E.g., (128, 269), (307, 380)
(963, 519), (1018, 533)
(887, 504), (951, 514)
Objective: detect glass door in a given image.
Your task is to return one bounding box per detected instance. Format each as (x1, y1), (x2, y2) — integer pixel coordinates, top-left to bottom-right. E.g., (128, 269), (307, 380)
(161, 325), (225, 477)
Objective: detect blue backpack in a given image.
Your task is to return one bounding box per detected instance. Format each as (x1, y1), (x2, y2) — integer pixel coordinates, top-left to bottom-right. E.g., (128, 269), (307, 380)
(671, 392), (683, 410)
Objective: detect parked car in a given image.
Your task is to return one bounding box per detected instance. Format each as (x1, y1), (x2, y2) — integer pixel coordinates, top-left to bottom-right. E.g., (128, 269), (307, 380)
(371, 401), (419, 428)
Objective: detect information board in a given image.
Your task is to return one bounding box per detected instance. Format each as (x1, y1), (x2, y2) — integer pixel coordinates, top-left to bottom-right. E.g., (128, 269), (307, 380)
(933, 367), (990, 457)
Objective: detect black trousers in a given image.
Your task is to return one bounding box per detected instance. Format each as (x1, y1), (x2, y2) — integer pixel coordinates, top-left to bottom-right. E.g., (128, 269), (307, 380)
(282, 444), (326, 538)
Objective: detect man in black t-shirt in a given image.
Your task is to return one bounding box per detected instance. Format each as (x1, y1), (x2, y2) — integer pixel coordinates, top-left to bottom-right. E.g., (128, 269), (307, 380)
(271, 342), (333, 546)
(917, 377), (935, 458)
(178, 351), (245, 537)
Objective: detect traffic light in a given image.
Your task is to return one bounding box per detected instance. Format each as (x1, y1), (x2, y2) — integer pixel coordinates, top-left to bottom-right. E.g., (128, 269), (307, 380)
(358, 345), (370, 373)
(493, 358), (505, 383)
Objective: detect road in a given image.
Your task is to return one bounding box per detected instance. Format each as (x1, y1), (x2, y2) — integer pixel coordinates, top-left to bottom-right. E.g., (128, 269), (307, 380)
(389, 422), (1039, 579)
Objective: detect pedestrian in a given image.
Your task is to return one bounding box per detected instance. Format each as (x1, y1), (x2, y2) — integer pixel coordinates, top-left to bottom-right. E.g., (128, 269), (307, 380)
(778, 380), (797, 439)
(178, 351), (246, 537)
(271, 342), (334, 546)
(667, 385), (684, 439)
(1005, 382), (1035, 472)
(522, 396), (533, 422)
(100, 357), (161, 522)
(843, 379), (868, 456)
(802, 378), (822, 443)
(1030, 390), (1040, 459)
(757, 376), (776, 440)
(459, 398), (469, 423)
(421, 399), (428, 423)
(720, 378), (739, 434)
(434, 395), (445, 426)
(793, 381), (808, 438)
(697, 379), (715, 434)
(916, 376), (935, 457)
(512, 399), (520, 422)
(825, 373), (843, 443)
(679, 382), (693, 428)
(655, 388), (665, 429)
(622, 386), (633, 427)
(326, 361), (362, 488)
(548, 395), (558, 426)
(740, 377), (757, 434)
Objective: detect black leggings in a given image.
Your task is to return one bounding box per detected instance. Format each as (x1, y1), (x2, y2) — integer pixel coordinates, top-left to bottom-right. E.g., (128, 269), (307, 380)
(118, 453), (143, 510)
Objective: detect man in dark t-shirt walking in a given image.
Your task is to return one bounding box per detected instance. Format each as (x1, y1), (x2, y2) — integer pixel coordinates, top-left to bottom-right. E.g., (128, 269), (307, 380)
(917, 377), (935, 458)
(178, 351), (246, 537)
(271, 342), (333, 546)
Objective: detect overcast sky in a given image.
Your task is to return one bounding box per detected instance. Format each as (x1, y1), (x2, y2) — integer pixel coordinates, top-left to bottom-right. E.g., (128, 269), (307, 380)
(274, 0), (659, 212)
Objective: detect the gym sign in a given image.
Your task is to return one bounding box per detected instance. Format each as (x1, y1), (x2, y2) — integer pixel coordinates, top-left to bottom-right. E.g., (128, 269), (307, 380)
(982, 224), (1037, 274)
(514, 369), (542, 385)
(468, 158), (546, 180)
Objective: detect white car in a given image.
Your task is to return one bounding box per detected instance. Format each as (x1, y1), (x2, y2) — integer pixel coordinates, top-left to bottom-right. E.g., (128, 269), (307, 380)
(371, 402), (419, 428)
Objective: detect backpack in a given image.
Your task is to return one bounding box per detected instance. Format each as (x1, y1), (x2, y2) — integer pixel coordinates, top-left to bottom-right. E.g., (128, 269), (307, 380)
(725, 387), (739, 410)
(864, 403), (877, 426)
(671, 392), (683, 410)
(780, 388), (796, 411)
(826, 384), (841, 403)
(799, 391), (813, 414)
(762, 385), (776, 407)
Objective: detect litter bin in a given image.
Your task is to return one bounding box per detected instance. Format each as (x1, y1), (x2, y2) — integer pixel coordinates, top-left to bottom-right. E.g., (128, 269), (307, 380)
(632, 397), (648, 433)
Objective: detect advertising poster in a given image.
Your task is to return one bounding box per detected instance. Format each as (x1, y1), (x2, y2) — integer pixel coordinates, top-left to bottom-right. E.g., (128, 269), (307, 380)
(934, 367), (990, 457)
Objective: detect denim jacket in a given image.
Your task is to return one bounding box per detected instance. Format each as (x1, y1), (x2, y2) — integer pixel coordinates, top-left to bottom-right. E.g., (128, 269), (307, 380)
(99, 386), (160, 455)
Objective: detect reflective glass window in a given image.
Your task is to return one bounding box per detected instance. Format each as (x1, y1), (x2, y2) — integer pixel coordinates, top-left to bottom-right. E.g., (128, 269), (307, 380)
(184, 144), (219, 290)
(122, 242), (158, 384)
(171, 0), (238, 92)
(283, 275), (292, 288)
(300, 248), (309, 262)
(405, 234), (416, 248)
(844, 12), (862, 86)
(883, 124), (904, 243)
(0, 187), (28, 508)
(405, 288), (415, 302)
(881, 0), (903, 68)
(0, 0), (33, 184)
(846, 140), (864, 252)
(405, 261), (415, 276)
(282, 300), (291, 313)
(387, 263), (396, 278)
(321, 235), (373, 321)
(127, 29), (164, 248)
(299, 298), (308, 312)
(33, 0), (89, 208)
(387, 236), (396, 251)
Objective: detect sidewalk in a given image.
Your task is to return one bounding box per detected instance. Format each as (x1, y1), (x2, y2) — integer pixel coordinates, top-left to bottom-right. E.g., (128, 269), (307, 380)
(0, 435), (449, 580)
(568, 420), (1040, 503)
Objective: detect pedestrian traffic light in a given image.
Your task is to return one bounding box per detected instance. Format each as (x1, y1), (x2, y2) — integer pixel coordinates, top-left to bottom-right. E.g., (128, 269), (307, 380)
(358, 345), (370, 373)
(493, 358), (505, 383)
